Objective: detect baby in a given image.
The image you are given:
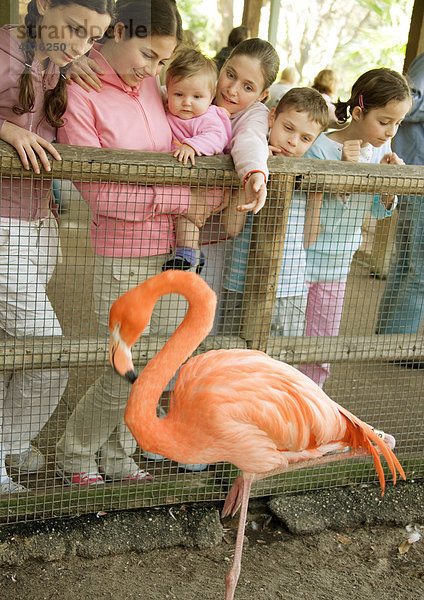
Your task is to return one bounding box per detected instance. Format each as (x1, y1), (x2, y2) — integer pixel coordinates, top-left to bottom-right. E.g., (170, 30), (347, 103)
(163, 48), (232, 272)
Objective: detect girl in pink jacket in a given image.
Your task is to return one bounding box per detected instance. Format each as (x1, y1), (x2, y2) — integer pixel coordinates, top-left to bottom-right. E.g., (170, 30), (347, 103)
(55, 0), (194, 485)
(163, 47), (232, 272)
(0, 0), (113, 495)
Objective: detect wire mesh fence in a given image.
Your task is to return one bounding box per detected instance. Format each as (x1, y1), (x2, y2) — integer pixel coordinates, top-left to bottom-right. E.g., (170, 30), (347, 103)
(0, 140), (423, 524)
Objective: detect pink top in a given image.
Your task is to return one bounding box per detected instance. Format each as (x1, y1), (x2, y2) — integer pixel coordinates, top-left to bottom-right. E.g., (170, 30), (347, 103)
(168, 105), (231, 156)
(0, 26), (59, 221)
(57, 46), (191, 258)
(230, 101), (270, 183)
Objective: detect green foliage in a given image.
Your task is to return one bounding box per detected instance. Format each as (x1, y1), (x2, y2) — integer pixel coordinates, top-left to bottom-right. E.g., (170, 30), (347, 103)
(177, 0), (218, 52)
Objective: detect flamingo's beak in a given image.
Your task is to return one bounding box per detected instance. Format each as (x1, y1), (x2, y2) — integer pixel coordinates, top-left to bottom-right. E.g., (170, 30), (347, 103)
(109, 325), (138, 383)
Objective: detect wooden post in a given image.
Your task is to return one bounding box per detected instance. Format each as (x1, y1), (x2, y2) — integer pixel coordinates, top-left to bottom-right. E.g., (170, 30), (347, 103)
(242, 0), (264, 37)
(241, 174), (295, 350)
(404, 0), (424, 72)
(0, 0), (19, 26)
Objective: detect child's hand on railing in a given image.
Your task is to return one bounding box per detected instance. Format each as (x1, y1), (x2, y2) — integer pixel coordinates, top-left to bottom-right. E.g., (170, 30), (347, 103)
(380, 152), (404, 166)
(341, 139), (362, 162)
(173, 143), (196, 166)
(237, 172), (267, 214)
(65, 56), (104, 92)
(0, 121), (61, 173)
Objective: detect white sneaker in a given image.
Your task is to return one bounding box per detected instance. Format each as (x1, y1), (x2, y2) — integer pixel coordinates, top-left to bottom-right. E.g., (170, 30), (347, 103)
(6, 446), (46, 473)
(0, 477), (28, 494)
(178, 462), (209, 472)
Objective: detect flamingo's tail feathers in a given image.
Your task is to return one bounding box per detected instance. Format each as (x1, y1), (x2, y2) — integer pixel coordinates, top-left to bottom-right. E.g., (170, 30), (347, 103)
(340, 408), (405, 496)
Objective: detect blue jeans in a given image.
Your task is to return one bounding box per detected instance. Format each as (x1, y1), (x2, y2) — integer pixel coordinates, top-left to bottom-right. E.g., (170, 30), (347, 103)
(376, 195), (424, 334)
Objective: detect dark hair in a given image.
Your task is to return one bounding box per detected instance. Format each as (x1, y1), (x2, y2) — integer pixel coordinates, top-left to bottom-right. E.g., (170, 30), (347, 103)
(275, 87), (329, 131)
(113, 0), (183, 42)
(228, 25), (250, 48)
(228, 38), (279, 91)
(14, 0), (115, 128)
(334, 68), (411, 124)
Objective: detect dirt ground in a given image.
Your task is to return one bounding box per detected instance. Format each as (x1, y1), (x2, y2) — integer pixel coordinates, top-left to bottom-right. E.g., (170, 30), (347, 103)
(0, 504), (423, 600)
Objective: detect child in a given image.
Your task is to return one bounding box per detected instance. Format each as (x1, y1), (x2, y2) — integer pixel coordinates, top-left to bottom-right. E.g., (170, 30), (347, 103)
(54, 0), (207, 484)
(0, 0), (113, 494)
(198, 38), (280, 330)
(222, 87), (329, 336)
(298, 68), (411, 388)
(163, 48), (232, 272)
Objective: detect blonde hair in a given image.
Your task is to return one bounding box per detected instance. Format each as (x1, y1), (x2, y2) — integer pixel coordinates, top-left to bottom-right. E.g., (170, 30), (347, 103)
(312, 69), (338, 96)
(280, 66), (297, 85)
(275, 87), (329, 131)
(166, 48), (218, 94)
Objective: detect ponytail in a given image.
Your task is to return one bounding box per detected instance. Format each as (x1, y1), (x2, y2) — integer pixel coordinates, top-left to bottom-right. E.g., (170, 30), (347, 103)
(334, 99), (350, 124)
(13, 0), (37, 119)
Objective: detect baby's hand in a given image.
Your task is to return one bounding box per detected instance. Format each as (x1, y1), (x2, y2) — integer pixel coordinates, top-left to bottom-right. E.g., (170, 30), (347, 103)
(66, 56), (104, 92)
(0, 121), (61, 173)
(342, 139), (362, 162)
(380, 152), (404, 166)
(237, 172), (267, 214)
(173, 143), (196, 166)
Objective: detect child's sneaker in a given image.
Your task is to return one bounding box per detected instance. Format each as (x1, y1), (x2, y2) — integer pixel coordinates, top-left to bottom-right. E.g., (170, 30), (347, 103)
(162, 248), (205, 274)
(57, 469), (105, 486)
(118, 469), (153, 482)
(0, 477), (28, 494)
(6, 445), (46, 474)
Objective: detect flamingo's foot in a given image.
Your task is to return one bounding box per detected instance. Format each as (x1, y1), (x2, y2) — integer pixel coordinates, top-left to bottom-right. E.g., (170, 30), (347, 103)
(222, 475), (244, 518)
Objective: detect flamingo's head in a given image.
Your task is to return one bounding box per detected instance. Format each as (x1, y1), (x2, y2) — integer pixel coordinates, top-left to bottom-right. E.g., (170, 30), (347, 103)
(109, 283), (154, 383)
(109, 322), (138, 383)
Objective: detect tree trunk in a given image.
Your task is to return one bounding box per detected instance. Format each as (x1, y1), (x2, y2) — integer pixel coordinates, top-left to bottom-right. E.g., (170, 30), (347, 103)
(242, 0), (264, 38)
(217, 0), (234, 52)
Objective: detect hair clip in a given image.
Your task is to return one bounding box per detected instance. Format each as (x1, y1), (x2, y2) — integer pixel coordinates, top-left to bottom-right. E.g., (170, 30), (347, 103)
(61, 73), (67, 80)
(358, 94), (364, 109)
(24, 62), (32, 69)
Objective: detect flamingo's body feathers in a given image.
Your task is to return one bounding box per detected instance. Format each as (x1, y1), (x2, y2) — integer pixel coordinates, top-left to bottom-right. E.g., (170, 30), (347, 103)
(124, 347), (403, 493)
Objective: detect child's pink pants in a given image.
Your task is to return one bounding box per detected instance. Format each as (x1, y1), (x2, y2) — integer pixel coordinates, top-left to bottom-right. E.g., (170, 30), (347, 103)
(298, 280), (347, 388)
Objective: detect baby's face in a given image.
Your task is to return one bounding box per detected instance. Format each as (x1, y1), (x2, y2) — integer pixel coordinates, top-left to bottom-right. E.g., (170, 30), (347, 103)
(167, 74), (214, 120)
(268, 107), (322, 157)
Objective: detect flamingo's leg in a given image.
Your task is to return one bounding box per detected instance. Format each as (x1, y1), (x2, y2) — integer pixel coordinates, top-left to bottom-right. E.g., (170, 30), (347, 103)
(222, 475), (244, 518)
(225, 475), (252, 600)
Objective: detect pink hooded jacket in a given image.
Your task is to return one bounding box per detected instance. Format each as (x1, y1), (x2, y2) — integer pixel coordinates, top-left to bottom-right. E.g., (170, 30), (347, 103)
(0, 26), (59, 221)
(168, 105), (231, 156)
(57, 46), (191, 258)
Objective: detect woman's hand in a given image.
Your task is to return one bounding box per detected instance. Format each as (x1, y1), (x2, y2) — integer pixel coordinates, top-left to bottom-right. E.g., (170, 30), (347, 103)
(341, 139), (362, 162)
(237, 172), (267, 213)
(0, 121), (61, 173)
(380, 152), (404, 166)
(66, 56), (104, 92)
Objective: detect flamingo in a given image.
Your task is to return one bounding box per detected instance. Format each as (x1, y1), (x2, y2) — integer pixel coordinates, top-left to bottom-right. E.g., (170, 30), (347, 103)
(108, 270), (405, 600)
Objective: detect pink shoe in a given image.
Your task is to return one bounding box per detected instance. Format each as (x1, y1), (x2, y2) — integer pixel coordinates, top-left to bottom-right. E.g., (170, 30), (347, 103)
(122, 469), (153, 482)
(57, 469), (105, 486)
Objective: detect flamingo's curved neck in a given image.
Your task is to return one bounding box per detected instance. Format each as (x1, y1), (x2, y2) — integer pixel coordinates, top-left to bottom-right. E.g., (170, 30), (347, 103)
(124, 273), (217, 449)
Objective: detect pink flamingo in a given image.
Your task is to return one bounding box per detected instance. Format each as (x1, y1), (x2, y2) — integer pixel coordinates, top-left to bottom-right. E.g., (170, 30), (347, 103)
(109, 270), (405, 600)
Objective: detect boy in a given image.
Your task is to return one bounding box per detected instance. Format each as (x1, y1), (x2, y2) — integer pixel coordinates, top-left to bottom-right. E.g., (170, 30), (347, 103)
(222, 87), (329, 336)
